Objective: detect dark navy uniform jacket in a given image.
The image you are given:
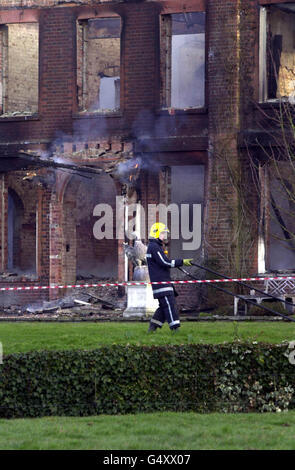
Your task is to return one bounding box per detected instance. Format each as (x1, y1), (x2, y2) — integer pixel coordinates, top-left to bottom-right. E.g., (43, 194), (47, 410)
(146, 238), (183, 299)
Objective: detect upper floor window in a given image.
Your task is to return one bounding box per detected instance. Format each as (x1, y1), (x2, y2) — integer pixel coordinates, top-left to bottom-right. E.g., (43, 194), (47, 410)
(260, 3), (295, 102)
(77, 17), (121, 113)
(160, 12), (205, 109)
(0, 23), (39, 117)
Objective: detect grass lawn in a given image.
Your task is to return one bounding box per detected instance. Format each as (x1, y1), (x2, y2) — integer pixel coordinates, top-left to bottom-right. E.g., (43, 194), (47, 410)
(1, 321), (295, 451)
(0, 321), (295, 355)
(0, 411), (295, 450)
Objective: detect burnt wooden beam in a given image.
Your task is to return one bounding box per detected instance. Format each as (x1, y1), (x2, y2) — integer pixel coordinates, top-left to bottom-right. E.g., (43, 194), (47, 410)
(17, 151), (105, 175)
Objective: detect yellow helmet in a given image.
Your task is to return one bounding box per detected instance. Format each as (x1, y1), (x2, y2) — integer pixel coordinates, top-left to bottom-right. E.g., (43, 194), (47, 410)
(149, 222), (169, 239)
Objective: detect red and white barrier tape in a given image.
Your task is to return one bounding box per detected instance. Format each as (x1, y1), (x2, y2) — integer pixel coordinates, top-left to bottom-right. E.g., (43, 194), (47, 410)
(1, 276), (295, 292)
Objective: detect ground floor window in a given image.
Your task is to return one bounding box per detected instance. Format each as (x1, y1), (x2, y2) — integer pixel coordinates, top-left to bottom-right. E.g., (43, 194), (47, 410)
(267, 162), (295, 271)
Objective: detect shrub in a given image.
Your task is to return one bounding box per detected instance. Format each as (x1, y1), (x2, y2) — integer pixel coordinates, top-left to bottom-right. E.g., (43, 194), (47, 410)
(0, 343), (294, 418)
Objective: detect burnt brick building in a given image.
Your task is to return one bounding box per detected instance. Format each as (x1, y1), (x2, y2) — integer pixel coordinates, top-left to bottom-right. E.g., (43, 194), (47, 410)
(0, 0), (294, 309)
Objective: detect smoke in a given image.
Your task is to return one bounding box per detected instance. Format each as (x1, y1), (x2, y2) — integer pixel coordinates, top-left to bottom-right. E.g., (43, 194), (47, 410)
(72, 114), (108, 142)
(30, 89), (198, 188)
(130, 106), (193, 149)
(52, 155), (73, 165)
(35, 112), (108, 163)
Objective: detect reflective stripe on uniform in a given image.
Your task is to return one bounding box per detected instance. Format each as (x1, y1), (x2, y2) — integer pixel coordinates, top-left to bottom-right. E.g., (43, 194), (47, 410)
(153, 287), (174, 294)
(164, 296), (174, 323)
(150, 319), (163, 326)
(169, 320), (180, 327)
(157, 251), (176, 268)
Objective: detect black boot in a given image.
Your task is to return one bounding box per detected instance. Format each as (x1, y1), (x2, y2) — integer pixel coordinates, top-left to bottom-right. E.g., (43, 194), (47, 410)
(171, 326), (180, 333)
(148, 322), (157, 333)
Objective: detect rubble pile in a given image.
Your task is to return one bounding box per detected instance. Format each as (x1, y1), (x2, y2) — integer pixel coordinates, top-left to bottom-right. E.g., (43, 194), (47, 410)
(0, 278), (126, 320)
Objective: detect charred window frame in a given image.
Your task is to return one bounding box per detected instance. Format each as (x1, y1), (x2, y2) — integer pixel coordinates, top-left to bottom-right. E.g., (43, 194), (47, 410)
(259, 3), (295, 102)
(77, 17), (121, 113)
(0, 22), (39, 116)
(160, 11), (206, 109)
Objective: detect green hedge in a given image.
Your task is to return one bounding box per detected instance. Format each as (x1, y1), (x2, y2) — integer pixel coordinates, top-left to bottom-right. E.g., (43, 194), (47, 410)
(0, 343), (294, 418)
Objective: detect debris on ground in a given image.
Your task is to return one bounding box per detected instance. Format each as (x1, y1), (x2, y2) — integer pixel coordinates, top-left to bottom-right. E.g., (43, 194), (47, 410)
(0, 272), (20, 278)
(0, 271), (38, 281)
(0, 278), (126, 319)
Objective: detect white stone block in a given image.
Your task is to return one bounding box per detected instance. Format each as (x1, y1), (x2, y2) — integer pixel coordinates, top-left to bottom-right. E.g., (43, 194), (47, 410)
(123, 284), (158, 318)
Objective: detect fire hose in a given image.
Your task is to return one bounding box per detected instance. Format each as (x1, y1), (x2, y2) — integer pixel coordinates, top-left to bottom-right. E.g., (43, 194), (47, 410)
(178, 263), (295, 322)
(191, 261), (295, 309)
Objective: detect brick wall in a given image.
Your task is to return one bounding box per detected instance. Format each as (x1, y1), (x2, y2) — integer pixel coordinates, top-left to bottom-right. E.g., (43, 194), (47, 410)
(0, 27), (6, 114)
(36, 183), (51, 281)
(239, 0), (258, 126)
(205, 0), (245, 280)
(39, 8), (76, 138)
(0, 1), (115, 7)
(0, 175), (8, 271)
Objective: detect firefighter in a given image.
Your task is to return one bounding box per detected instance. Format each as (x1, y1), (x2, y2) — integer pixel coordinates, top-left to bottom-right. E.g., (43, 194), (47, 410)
(146, 222), (193, 332)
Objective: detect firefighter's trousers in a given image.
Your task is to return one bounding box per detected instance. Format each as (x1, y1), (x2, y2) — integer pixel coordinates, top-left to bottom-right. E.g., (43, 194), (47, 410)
(150, 294), (180, 330)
